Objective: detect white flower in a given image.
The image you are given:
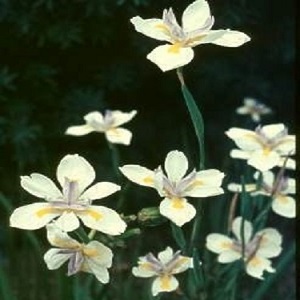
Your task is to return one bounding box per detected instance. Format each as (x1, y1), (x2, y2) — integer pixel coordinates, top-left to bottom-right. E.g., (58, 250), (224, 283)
(44, 224), (113, 283)
(10, 154), (127, 235)
(236, 98), (272, 122)
(206, 217), (282, 279)
(132, 246), (193, 296)
(228, 171), (295, 218)
(65, 110), (137, 145)
(226, 124), (295, 171)
(130, 0), (250, 71)
(120, 150), (224, 226)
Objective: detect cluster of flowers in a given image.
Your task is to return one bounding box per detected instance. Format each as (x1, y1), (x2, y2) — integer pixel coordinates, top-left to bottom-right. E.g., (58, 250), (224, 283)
(9, 0), (295, 297)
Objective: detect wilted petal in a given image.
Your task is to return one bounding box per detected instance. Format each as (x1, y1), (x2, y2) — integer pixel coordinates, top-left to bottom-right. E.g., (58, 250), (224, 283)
(20, 173), (62, 200)
(44, 248), (73, 270)
(10, 203), (59, 230)
(105, 128), (133, 145)
(159, 197), (196, 227)
(119, 165), (155, 187)
(81, 182), (120, 201)
(65, 124), (94, 136)
(246, 256), (275, 279)
(54, 211), (80, 232)
(248, 150), (280, 172)
(147, 44), (194, 72)
(152, 275), (178, 296)
(272, 195), (295, 218)
(109, 110), (137, 127)
(164, 150), (189, 182)
(206, 233), (234, 254)
(78, 205), (126, 235)
(232, 217), (253, 244)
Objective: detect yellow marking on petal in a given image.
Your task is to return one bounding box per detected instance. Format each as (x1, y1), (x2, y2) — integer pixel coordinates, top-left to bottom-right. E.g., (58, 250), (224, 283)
(188, 179), (203, 189)
(84, 209), (103, 221)
(36, 207), (59, 218)
(262, 147), (271, 155)
(143, 176), (154, 184)
(220, 241), (233, 250)
(248, 256), (262, 267)
(140, 262), (154, 271)
(168, 43), (182, 54)
(83, 247), (99, 257)
(171, 198), (185, 209)
(160, 275), (171, 290)
(155, 23), (170, 35)
(276, 195), (288, 204)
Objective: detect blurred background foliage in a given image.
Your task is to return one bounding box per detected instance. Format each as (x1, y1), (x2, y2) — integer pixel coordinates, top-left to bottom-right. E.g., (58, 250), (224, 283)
(0, 0), (295, 299)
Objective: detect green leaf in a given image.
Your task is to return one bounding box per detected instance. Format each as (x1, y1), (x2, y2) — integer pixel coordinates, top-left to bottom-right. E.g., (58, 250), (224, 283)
(170, 222), (186, 251)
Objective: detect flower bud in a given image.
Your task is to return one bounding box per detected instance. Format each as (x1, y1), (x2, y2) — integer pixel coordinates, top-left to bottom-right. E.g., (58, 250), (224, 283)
(137, 207), (167, 227)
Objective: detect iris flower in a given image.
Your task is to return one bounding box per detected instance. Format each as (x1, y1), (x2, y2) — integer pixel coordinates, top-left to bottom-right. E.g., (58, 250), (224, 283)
(131, 0), (250, 71)
(120, 150), (224, 226)
(44, 224), (113, 283)
(66, 110), (137, 145)
(132, 246), (193, 296)
(206, 217), (282, 279)
(10, 154), (127, 235)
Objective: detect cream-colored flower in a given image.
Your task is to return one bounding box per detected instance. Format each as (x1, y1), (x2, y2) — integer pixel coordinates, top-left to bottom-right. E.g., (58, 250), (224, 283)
(132, 246), (193, 296)
(226, 124), (295, 171)
(65, 110), (137, 145)
(10, 154), (126, 235)
(236, 98), (272, 122)
(44, 223), (113, 283)
(130, 0), (250, 71)
(120, 150), (224, 226)
(206, 217), (282, 279)
(228, 171), (295, 218)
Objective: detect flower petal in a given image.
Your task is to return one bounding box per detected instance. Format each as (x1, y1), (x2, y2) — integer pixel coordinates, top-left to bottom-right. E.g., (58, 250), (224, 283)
(227, 183), (256, 193)
(200, 30), (250, 47)
(105, 128), (133, 145)
(182, 0), (211, 32)
(152, 275), (178, 296)
(78, 205), (126, 235)
(10, 203), (60, 230)
(230, 149), (251, 160)
(159, 198), (196, 227)
(232, 217), (253, 244)
(248, 150), (280, 172)
(164, 150), (188, 182)
(130, 16), (172, 42)
(44, 248), (72, 270)
(157, 247), (174, 265)
(65, 124), (94, 136)
(171, 256), (193, 274)
(85, 241), (113, 268)
(260, 124), (285, 140)
(84, 111), (105, 131)
(273, 136), (295, 155)
(56, 154), (95, 193)
(20, 173), (62, 200)
(218, 250), (242, 263)
(109, 110), (137, 127)
(119, 165), (155, 187)
(206, 233), (234, 254)
(147, 44), (194, 72)
(255, 229), (282, 258)
(246, 256), (275, 279)
(132, 261), (157, 278)
(285, 178), (295, 194)
(54, 211), (80, 232)
(81, 182), (120, 201)
(272, 195), (295, 218)
(226, 128), (262, 151)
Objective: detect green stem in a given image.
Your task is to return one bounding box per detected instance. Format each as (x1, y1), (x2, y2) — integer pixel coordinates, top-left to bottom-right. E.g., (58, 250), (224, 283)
(74, 227), (90, 244)
(107, 141), (121, 180)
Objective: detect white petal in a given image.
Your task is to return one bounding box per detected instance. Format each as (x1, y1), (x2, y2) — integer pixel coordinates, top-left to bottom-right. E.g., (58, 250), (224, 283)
(159, 198), (196, 227)
(172, 256), (194, 274)
(65, 124), (94, 136)
(152, 275), (179, 296)
(218, 250), (242, 263)
(248, 150), (280, 172)
(236, 106), (250, 115)
(85, 241), (113, 268)
(164, 150), (189, 182)
(105, 128), (133, 145)
(285, 178), (295, 194)
(226, 128), (262, 151)
(232, 217), (253, 244)
(56, 154), (95, 193)
(205, 233), (235, 254)
(258, 228), (282, 247)
(10, 203), (59, 230)
(230, 149), (251, 160)
(244, 98), (257, 107)
(54, 211), (80, 232)
(260, 124), (285, 139)
(200, 30), (250, 47)
(259, 171), (275, 187)
(227, 183), (256, 193)
(278, 157), (296, 170)
(130, 16), (172, 42)
(119, 165), (155, 187)
(182, 0), (211, 32)
(84, 111), (105, 131)
(81, 182), (120, 201)
(132, 263), (157, 278)
(157, 247), (174, 265)
(44, 248), (72, 270)
(246, 256), (275, 279)
(46, 223), (80, 248)
(109, 110), (137, 127)
(147, 44), (194, 72)
(78, 205), (126, 235)
(273, 136), (295, 155)
(20, 173), (62, 200)
(272, 195), (295, 218)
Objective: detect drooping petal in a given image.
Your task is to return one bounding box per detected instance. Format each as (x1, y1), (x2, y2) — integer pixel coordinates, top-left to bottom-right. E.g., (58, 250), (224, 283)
(56, 154), (95, 193)
(232, 217), (253, 244)
(205, 233), (235, 254)
(65, 124), (94, 136)
(159, 197), (196, 227)
(84, 241), (113, 268)
(119, 165), (155, 187)
(105, 128), (133, 145)
(54, 211), (80, 232)
(272, 195), (295, 218)
(147, 44), (194, 72)
(78, 205), (126, 235)
(130, 16), (172, 42)
(10, 203), (60, 230)
(246, 256), (275, 279)
(86, 261), (110, 284)
(157, 247), (174, 265)
(226, 128), (262, 151)
(84, 111), (105, 131)
(199, 29), (250, 47)
(20, 173), (62, 201)
(248, 150), (280, 172)
(182, 0), (211, 32)
(218, 250), (242, 263)
(44, 248), (73, 270)
(81, 182), (120, 201)
(109, 110), (137, 127)
(152, 275), (179, 296)
(164, 150), (189, 182)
